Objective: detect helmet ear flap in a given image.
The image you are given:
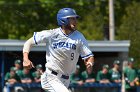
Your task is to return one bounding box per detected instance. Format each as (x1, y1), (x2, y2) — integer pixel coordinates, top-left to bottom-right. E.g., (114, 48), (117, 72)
(57, 8), (79, 26)
(60, 19), (66, 25)
(58, 17), (69, 26)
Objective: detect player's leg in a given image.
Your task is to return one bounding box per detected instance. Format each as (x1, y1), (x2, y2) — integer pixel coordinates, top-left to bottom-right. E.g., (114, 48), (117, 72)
(41, 73), (70, 92)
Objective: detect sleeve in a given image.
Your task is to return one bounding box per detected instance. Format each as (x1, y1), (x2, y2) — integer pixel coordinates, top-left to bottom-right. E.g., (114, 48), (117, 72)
(70, 74), (77, 84)
(5, 73), (9, 81)
(79, 35), (94, 60)
(96, 71), (101, 82)
(32, 72), (35, 78)
(109, 70), (114, 81)
(33, 30), (52, 45)
(81, 71), (86, 81)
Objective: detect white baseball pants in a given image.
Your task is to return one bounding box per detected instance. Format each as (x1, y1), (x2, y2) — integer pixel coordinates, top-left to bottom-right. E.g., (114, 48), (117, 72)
(41, 69), (70, 92)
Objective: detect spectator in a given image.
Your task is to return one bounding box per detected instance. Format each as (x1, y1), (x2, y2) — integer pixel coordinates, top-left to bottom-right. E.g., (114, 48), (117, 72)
(32, 64), (44, 83)
(124, 57), (139, 92)
(96, 64), (111, 92)
(96, 64), (111, 84)
(4, 67), (21, 92)
(17, 68), (34, 92)
(32, 64), (44, 92)
(5, 67), (20, 85)
(81, 66), (96, 92)
(70, 65), (83, 85)
(18, 68), (34, 83)
(70, 65), (84, 92)
(81, 66), (96, 83)
(109, 60), (121, 83)
(14, 59), (22, 76)
(109, 60), (122, 92)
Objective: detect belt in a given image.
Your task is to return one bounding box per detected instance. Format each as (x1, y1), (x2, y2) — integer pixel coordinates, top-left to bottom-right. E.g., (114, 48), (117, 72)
(51, 70), (69, 80)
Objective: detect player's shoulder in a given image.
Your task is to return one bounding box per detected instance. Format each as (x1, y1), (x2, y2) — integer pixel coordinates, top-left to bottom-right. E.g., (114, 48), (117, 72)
(74, 30), (85, 37)
(73, 30), (86, 40)
(41, 27), (59, 33)
(37, 27), (60, 36)
(81, 70), (87, 75)
(74, 30), (88, 44)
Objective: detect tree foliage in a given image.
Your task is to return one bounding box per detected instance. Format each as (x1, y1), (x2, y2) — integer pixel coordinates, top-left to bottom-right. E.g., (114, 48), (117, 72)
(0, 0), (106, 40)
(117, 2), (140, 67)
(0, 0), (140, 65)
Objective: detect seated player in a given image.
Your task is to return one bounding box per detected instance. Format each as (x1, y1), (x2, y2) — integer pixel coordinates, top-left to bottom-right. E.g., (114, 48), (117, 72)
(19, 68), (34, 83)
(32, 64), (44, 83)
(5, 67), (20, 85)
(14, 59), (22, 76)
(96, 64), (111, 84)
(81, 66), (96, 83)
(109, 60), (121, 83)
(70, 65), (84, 85)
(96, 64), (111, 92)
(4, 67), (21, 92)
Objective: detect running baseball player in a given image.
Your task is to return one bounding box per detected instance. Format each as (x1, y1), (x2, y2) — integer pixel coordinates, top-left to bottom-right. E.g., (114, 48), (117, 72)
(23, 8), (94, 92)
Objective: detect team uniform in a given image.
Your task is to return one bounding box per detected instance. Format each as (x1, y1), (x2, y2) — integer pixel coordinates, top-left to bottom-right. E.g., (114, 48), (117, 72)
(124, 66), (138, 92)
(33, 27), (93, 92)
(23, 8), (94, 92)
(81, 70), (96, 82)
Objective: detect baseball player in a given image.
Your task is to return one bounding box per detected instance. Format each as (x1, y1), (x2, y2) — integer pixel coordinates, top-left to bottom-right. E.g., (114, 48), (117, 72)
(23, 8), (94, 92)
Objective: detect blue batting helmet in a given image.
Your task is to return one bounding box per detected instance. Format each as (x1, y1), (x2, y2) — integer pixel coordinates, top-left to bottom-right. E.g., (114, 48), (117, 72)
(57, 8), (79, 26)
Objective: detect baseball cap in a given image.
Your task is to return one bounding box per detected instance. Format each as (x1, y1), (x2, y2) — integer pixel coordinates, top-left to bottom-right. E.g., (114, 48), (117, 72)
(113, 60), (120, 65)
(76, 65), (80, 69)
(36, 64), (42, 69)
(103, 64), (109, 69)
(10, 67), (16, 71)
(14, 59), (21, 64)
(128, 57), (134, 63)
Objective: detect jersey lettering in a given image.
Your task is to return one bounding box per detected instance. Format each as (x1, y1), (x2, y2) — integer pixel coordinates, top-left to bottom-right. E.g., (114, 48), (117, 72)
(52, 42), (76, 50)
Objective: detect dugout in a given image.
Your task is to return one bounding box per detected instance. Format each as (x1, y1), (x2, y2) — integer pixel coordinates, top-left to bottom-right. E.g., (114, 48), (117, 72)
(0, 39), (130, 91)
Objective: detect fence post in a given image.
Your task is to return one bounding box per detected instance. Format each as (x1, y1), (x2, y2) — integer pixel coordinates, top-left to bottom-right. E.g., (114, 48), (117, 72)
(1, 51), (5, 92)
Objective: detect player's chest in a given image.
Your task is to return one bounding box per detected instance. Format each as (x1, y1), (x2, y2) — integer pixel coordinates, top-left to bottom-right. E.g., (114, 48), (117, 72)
(50, 36), (79, 51)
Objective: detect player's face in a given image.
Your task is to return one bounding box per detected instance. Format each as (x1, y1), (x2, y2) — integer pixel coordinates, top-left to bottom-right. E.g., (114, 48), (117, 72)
(114, 64), (120, 69)
(68, 17), (77, 30)
(15, 64), (21, 69)
(102, 68), (108, 74)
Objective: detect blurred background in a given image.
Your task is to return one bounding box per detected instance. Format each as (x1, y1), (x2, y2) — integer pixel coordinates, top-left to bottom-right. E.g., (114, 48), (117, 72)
(0, 0), (140, 92)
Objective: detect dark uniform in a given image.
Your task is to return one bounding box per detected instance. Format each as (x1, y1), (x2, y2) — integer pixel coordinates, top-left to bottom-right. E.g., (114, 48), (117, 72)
(109, 60), (121, 83)
(5, 67), (20, 84)
(70, 65), (83, 92)
(81, 70), (96, 81)
(81, 67), (96, 83)
(14, 59), (22, 76)
(32, 64), (43, 83)
(4, 67), (21, 92)
(109, 60), (121, 92)
(18, 68), (34, 83)
(70, 65), (83, 84)
(96, 64), (111, 92)
(124, 57), (138, 92)
(96, 64), (111, 83)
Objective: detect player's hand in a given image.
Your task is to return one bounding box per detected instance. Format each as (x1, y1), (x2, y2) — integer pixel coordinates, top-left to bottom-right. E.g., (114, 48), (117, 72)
(23, 59), (34, 69)
(130, 82), (135, 86)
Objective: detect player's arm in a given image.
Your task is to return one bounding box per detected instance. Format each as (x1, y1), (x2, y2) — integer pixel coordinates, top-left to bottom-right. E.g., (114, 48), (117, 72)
(23, 37), (35, 69)
(79, 33), (94, 69)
